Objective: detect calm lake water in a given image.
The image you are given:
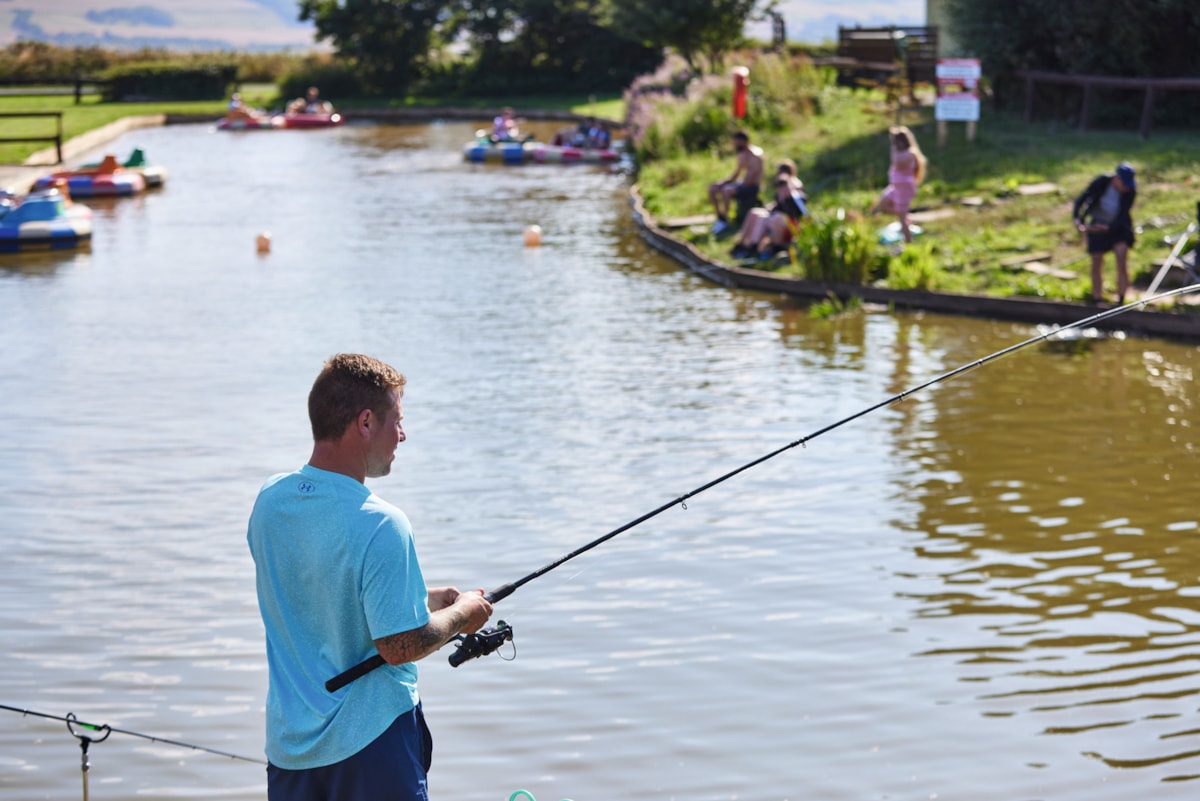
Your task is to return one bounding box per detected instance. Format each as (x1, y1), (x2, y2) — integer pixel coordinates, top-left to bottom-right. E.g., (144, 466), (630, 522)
(1, 119), (1199, 801)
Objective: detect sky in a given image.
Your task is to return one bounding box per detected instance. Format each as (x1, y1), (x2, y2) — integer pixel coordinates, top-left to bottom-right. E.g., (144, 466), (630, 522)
(750, 0), (927, 43)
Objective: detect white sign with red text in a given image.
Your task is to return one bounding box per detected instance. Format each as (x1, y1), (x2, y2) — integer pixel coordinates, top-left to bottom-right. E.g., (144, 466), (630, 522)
(936, 58), (981, 122)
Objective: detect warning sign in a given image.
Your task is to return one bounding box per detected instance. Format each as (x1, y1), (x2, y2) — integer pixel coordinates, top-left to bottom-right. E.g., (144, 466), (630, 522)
(935, 58), (981, 122)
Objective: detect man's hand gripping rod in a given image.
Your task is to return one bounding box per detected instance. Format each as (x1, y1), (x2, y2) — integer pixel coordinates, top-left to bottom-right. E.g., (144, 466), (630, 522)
(325, 594), (514, 693)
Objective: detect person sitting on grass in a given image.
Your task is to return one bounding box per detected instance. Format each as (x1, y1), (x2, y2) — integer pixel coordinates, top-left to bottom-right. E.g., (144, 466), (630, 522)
(708, 130), (764, 237)
(729, 161), (808, 262)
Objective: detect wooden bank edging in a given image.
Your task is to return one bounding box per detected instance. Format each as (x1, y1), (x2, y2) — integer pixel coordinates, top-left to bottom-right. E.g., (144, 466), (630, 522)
(628, 185), (1200, 343)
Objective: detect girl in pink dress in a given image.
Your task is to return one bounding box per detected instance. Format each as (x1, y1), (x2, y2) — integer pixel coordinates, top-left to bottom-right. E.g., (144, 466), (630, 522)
(873, 126), (927, 243)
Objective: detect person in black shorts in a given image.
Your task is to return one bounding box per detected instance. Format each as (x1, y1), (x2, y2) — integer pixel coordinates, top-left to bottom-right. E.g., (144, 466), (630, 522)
(1073, 162), (1137, 304)
(708, 131), (764, 236)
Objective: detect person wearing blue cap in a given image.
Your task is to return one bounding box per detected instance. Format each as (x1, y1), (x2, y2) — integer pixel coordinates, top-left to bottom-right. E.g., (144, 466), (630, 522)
(1072, 162), (1137, 304)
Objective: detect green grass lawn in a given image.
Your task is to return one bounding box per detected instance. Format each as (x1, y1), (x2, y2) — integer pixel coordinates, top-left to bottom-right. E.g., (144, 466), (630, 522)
(0, 89), (278, 165)
(634, 85), (1200, 302)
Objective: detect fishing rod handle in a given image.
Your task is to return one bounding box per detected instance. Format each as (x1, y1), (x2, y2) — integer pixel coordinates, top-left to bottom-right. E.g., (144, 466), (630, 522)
(325, 654), (385, 693)
(485, 583), (515, 604)
(326, 586), (511, 691)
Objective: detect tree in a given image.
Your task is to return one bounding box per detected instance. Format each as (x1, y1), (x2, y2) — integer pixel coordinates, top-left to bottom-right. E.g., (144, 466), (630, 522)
(945, 0), (1200, 79)
(609, 0), (760, 72)
(451, 0), (661, 94)
(298, 0), (447, 95)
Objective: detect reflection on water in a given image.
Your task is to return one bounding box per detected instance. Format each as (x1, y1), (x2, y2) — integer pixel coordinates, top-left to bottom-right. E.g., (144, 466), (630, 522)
(893, 329), (1200, 785)
(0, 247), (93, 276)
(0, 120), (1198, 801)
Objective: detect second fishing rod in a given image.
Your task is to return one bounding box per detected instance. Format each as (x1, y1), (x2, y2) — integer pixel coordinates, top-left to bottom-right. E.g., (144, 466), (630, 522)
(326, 286), (1200, 692)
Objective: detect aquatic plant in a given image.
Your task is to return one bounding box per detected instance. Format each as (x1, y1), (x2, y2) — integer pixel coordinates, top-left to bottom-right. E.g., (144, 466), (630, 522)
(807, 292), (864, 319)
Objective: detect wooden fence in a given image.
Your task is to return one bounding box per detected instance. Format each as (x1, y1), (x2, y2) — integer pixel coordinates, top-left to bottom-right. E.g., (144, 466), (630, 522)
(1018, 70), (1200, 138)
(0, 77), (107, 104)
(0, 112), (63, 164)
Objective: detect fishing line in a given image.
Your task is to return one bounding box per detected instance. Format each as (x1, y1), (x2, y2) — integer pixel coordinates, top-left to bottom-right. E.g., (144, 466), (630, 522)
(328, 285), (1200, 691)
(0, 703), (266, 764)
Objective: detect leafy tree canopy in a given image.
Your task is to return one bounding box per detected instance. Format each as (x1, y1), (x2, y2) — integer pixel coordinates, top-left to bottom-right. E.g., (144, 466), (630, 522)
(299, 0), (445, 94)
(299, 0), (761, 97)
(946, 0), (1200, 78)
(609, 0), (761, 72)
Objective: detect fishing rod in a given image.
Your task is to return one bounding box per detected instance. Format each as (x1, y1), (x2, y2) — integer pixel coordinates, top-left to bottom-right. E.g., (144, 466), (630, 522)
(327, 286), (1200, 692)
(3, 703), (265, 801)
(0, 703), (266, 764)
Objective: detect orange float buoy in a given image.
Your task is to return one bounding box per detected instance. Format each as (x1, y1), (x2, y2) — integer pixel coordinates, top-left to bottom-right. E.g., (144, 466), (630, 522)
(523, 225), (542, 247)
(256, 232), (272, 253)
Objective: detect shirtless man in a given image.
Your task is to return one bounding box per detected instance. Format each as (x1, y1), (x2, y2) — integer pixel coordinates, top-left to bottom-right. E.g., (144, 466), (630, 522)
(708, 130), (764, 236)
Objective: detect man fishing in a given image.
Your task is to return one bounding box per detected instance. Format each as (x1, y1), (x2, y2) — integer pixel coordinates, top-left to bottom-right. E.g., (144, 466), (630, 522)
(247, 353), (493, 800)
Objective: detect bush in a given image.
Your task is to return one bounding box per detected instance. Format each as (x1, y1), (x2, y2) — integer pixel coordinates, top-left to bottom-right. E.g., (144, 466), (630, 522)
(0, 43), (307, 89)
(678, 101), (734, 153)
(739, 53), (830, 126)
(278, 59), (364, 104)
(884, 240), (940, 290)
(101, 61), (237, 101)
(791, 210), (886, 284)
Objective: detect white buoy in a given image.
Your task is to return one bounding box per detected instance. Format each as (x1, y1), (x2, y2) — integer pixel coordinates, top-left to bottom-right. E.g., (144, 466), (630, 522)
(523, 225), (542, 247)
(256, 232), (272, 254)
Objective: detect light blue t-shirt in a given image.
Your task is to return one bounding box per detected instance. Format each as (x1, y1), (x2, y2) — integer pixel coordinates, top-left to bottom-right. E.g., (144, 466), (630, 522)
(247, 464), (431, 769)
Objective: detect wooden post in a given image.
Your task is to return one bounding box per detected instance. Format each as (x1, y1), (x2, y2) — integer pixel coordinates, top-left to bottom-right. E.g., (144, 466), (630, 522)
(55, 112), (63, 163)
(1079, 81), (1093, 130)
(1139, 85), (1155, 139)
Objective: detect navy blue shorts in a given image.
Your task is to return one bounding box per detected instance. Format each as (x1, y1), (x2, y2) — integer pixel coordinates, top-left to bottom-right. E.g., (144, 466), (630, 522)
(1086, 226), (1135, 254)
(267, 703), (433, 801)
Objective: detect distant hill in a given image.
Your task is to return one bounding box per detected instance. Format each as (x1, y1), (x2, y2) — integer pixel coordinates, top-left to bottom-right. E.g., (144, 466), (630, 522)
(0, 0), (318, 51)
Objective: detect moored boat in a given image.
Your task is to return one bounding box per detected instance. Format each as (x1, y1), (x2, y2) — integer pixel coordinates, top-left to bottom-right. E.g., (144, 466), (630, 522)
(530, 143), (620, 164)
(217, 111), (285, 131)
(218, 110), (344, 131)
(463, 138), (539, 165)
(462, 138), (619, 166)
(280, 111), (344, 128)
(0, 186), (92, 253)
(31, 154), (146, 197)
(79, 147), (168, 188)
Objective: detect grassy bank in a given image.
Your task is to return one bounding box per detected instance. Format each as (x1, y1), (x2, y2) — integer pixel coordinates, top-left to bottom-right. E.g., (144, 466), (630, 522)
(0, 88), (277, 165)
(0, 89), (624, 166)
(632, 55), (1200, 303)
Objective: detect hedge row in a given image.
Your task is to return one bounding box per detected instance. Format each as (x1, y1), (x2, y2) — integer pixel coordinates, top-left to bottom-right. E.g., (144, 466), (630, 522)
(100, 61), (238, 101)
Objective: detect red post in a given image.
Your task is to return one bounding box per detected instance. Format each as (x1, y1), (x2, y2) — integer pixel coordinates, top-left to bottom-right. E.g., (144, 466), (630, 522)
(732, 66), (750, 119)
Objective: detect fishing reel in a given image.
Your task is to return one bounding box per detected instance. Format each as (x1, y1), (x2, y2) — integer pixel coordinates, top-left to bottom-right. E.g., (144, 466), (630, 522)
(448, 620), (514, 667)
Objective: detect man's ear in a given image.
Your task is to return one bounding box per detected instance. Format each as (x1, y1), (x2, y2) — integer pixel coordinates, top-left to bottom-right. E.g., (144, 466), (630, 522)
(356, 407), (374, 435)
